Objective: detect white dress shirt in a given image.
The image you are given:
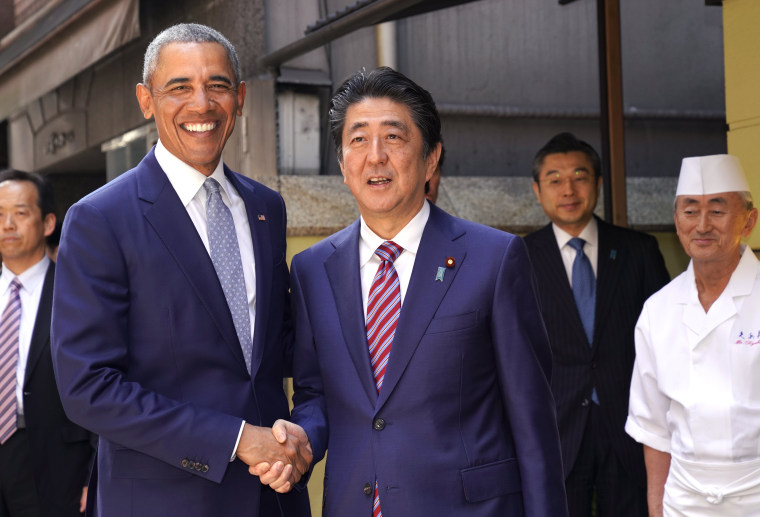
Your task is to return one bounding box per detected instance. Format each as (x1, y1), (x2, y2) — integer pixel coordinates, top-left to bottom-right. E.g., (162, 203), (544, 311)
(155, 140), (257, 345)
(155, 140), (255, 455)
(0, 255), (51, 419)
(552, 217), (599, 285)
(359, 200), (430, 315)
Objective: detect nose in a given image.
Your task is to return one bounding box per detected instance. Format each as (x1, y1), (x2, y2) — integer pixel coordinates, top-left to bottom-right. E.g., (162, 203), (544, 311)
(367, 136), (388, 165)
(1, 213), (15, 230)
(560, 177), (576, 196)
(189, 87), (213, 112)
(695, 211), (711, 233)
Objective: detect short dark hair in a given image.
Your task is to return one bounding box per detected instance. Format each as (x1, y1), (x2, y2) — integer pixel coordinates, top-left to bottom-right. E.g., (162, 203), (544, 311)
(329, 67), (442, 163)
(532, 132), (602, 184)
(143, 23), (241, 88)
(0, 169), (55, 217)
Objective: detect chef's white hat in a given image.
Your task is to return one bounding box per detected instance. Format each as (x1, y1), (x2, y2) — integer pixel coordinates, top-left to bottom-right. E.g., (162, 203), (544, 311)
(676, 154), (750, 196)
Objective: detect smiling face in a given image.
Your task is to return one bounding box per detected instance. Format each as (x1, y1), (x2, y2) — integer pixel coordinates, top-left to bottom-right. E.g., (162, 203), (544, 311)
(0, 180), (55, 274)
(532, 151), (601, 236)
(136, 42), (245, 176)
(674, 192), (757, 267)
(340, 97), (440, 239)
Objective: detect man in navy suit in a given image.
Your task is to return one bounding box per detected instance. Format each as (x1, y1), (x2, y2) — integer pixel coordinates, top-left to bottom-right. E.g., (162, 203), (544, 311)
(51, 24), (311, 517)
(259, 67), (567, 516)
(524, 133), (670, 517)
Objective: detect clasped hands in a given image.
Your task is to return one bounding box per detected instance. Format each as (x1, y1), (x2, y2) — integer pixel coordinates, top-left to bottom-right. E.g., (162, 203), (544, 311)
(236, 419), (313, 493)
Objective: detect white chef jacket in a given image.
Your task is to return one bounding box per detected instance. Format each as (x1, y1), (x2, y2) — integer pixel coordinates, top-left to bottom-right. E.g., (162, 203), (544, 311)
(626, 245), (760, 515)
(626, 245), (760, 462)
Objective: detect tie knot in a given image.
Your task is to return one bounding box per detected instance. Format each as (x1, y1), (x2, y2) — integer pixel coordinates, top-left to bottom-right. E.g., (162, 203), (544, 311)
(203, 177), (221, 195)
(568, 237), (586, 253)
(9, 279), (22, 293)
(375, 241), (403, 263)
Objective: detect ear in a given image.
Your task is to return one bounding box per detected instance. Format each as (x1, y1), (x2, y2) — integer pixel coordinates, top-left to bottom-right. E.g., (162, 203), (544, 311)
(742, 207), (758, 238)
(136, 83), (154, 120)
(338, 155), (347, 183)
(425, 143), (442, 183)
(532, 181), (541, 202)
(42, 213), (56, 238)
(236, 81), (246, 116)
(595, 174), (603, 195)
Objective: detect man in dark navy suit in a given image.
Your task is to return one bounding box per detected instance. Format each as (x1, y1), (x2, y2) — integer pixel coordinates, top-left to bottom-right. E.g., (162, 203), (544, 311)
(525, 132), (670, 517)
(259, 67), (568, 517)
(51, 24), (311, 517)
(0, 169), (94, 516)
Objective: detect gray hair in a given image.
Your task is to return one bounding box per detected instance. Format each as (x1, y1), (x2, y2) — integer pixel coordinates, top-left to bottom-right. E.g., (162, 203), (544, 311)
(673, 190), (754, 211)
(142, 23), (241, 88)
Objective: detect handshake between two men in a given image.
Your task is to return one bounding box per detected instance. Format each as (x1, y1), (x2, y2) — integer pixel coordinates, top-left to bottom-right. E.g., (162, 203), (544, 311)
(236, 420), (313, 493)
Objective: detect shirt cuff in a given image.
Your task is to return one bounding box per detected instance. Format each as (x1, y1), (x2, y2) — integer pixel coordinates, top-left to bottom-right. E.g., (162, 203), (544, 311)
(230, 420), (245, 462)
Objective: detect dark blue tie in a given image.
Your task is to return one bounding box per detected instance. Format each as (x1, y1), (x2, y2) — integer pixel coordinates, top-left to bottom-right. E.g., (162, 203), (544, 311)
(568, 238), (595, 345)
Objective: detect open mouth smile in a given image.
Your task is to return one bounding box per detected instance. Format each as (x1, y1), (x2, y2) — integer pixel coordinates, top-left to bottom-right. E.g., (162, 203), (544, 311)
(182, 122), (219, 133)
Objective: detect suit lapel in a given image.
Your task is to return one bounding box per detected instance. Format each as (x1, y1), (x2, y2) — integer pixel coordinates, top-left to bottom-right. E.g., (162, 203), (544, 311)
(139, 151), (247, 371)
(594, 219), (623, 346)
(23, 262), (54, 386)
(376, 205), (466, 410)
(324, 221), (378, 405)
(531, 224), (590, 347)
(226, 168), (270, 378)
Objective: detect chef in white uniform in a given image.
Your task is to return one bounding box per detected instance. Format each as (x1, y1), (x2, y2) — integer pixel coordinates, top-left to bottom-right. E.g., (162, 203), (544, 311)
(626, 154), (760, 517)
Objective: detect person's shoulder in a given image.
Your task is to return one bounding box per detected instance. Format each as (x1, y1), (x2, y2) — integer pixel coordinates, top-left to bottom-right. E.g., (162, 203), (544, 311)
(228, 169), (278, 196)
(293, 223), (356, 264)
(523, 223), (553, 247)
(77, 166), (139, 209)
(644, 269), (685, 306)
(601, 219), (657, 244)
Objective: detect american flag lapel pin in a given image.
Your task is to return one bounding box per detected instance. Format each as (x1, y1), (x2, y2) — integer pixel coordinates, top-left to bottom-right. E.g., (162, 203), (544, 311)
(258, 214), (266, 221)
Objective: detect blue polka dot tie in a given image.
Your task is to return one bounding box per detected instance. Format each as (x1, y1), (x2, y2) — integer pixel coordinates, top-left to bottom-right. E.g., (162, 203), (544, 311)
(204, 178), (252, 372)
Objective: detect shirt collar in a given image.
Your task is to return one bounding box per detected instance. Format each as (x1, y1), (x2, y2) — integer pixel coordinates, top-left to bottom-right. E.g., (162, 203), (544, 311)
(154, 139), (228, 206)
(552, 217), (598, 250)
(359, 200), (431, 267)
(0, 255), (50, 295)
(679, 244), (758, 304)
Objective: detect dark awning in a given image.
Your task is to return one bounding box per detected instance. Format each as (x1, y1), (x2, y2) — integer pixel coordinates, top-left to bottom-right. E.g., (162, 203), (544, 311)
(259, 0), (482, 71)
(0, 0), (140, 121)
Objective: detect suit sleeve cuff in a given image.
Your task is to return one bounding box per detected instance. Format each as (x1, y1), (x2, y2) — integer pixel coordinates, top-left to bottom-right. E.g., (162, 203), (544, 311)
(230, 420), (245, 462)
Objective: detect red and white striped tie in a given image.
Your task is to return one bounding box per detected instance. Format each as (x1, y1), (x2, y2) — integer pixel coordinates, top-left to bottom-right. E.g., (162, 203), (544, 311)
(366, 241), (403, 517)
(0, 279), (23, 444)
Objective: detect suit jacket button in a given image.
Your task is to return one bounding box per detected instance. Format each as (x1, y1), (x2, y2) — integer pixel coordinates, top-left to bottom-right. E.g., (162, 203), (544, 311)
(363, 483), (373, 495)
(373, 418), (386, 431)
(202, 464), (209, 473)
(181, 459), (190, 468)
(581, 398), (590, 407)
(591, 362), (597, 369)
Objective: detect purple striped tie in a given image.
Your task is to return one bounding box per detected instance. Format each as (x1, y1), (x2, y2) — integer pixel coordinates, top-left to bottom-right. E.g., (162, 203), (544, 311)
(366, 241), (403, 517)
(0, 279), (22, 444)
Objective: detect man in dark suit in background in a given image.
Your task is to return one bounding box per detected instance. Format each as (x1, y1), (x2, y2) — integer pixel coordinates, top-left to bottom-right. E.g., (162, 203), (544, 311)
(524, 132), (670, 517)
(51, 24), (311, 517)
(0, 169), (93, 516)
(259, 67), (567, 516)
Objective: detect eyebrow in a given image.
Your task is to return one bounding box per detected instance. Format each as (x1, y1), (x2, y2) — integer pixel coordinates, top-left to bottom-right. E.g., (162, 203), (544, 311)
(679, 197), (728, 206)
(346, 119), (410, 133)
(161, 75), (233, 89)
(542, 167), (590, 178)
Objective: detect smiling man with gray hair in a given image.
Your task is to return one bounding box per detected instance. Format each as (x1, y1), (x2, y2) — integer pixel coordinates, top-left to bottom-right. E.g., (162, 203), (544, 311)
(626, 154), (760, 516)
